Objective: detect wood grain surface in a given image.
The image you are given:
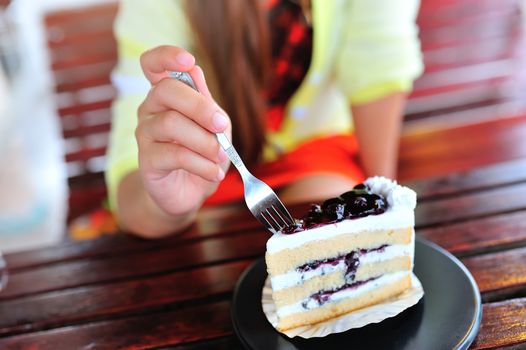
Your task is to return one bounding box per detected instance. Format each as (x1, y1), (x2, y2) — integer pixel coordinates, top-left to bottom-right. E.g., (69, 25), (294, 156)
(1, 0), (526, 349)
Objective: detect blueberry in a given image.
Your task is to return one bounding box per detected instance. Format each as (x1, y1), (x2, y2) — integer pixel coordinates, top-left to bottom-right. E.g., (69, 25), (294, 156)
(353, 183), (368, 190)
(373, 197), (387, 212)
(340, 191), (357, 202)
(362, 194), (385, 212)
(326, 203), (345, 221)
(346, 196), (368, 216)
(302, 204), (323, 226)
(341, 184), (369, 198)
(307, 204), (323, 219)
(353, 196), (368, 207)
(322, 198), (343, 209)
(322, 197), (346, 221)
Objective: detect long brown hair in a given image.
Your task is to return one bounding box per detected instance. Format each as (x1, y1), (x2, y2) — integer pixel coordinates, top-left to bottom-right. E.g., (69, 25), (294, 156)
(185, 0), (271, 165)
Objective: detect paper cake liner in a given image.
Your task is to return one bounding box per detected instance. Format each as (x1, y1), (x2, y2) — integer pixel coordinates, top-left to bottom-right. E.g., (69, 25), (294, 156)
(262, 272), (424, 338)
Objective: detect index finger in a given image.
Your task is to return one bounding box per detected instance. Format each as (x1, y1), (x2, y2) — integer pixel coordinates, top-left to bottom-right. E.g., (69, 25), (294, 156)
(140, 45), (196, 85)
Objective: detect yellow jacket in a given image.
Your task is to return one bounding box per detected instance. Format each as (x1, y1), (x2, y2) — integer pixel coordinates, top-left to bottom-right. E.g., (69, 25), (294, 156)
(107, 0), (423, 208)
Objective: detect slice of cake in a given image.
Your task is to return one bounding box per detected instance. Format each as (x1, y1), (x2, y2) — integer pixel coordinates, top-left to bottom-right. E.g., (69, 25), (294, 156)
(265, 176), (417, 331)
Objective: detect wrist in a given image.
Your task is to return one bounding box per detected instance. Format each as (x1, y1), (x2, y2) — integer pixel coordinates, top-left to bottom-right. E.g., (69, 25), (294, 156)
(141, 189), (199, 237)
(116, 171), (199, 238)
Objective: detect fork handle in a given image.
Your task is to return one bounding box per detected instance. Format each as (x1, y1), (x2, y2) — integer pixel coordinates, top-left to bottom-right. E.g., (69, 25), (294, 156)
(215, 133), (244, 169)
(168, 71), (246, 171)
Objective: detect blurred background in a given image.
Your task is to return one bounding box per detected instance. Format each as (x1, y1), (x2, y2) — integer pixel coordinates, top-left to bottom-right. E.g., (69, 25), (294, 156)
(1, 0), (526, 252)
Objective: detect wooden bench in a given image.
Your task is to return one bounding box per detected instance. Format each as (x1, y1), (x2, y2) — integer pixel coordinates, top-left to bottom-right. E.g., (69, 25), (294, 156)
(44, 3), (118, 222)
(42, 0), (526, 221)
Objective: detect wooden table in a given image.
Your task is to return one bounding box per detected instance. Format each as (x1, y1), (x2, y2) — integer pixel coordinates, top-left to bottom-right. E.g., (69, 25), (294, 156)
(1, 149), (526, 349)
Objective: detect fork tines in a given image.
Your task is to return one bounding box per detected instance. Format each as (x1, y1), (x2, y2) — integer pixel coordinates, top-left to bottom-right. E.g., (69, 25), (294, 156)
(260, 205), (295, 233)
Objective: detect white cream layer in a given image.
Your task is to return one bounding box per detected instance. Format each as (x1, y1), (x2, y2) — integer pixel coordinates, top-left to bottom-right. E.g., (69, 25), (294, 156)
(267, 208), (414, 253)
(267, 177), (416, 254)
(270, 243), (413, 291)
(276, 270), (410, 317)
(271, 259), (346, 291)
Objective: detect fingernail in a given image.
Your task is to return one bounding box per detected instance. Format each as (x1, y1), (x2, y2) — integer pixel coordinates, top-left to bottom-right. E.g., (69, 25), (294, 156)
(217, 168), (225, 181)
(176, 52), (194, 66)
(218, 148), (228, 162)
(212, 112), (229, 131)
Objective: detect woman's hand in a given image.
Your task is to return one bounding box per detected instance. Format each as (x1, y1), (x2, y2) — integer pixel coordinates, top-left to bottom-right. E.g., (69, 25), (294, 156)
(135, 45), (231, 219)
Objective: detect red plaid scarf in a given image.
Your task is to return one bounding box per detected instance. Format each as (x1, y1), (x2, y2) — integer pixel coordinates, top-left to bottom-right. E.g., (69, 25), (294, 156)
(266, 0), (313, 131)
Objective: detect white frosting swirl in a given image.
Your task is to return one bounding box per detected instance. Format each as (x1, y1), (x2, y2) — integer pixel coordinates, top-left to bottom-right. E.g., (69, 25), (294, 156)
(364, 176), (417, 210)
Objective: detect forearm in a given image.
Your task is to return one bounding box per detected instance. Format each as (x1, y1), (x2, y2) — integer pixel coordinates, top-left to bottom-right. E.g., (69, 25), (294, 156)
(351, 92), (407, 179)
(116, 171), (198, 238)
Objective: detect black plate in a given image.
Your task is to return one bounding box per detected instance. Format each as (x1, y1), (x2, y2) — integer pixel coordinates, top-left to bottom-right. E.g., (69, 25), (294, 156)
(231, 237), (482, 350)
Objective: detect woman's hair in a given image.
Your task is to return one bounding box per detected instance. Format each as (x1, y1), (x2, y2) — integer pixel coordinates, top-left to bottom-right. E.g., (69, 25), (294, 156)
(185, 0), (271, 165)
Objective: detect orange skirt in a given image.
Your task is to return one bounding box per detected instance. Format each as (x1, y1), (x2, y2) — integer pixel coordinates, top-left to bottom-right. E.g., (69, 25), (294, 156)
(205, 134), (365, 206)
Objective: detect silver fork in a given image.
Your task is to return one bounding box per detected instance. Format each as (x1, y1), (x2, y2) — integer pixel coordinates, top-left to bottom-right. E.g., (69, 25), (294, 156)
(169, 71), (295, 234)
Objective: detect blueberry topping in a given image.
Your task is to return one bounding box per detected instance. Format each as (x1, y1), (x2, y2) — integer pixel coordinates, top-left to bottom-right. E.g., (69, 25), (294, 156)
(278, 182), (389, 233)
(276, 182), (389, 234)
